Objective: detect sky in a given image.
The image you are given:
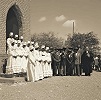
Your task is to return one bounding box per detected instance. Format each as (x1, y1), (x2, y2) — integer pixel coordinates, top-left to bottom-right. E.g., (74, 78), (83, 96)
(30, 0), (101, 40)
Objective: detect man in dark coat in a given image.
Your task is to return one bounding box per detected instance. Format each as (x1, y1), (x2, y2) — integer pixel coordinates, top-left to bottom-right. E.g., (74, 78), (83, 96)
(66, 49), (74, 76)
(60, 48), (67, 76)
(52, 49), (61, 76)
(81, 47), (94, 76)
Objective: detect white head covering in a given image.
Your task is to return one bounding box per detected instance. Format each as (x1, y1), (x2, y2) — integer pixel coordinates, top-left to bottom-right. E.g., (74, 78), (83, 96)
(9, 32), (13, 36)
(15, 35), (18, 38)
(27, 41), (30, 44)
(86, 46), (89, 51)
(46, 47), (49, 51)
(20, 36), (23, 39)
(31, 41), (34, 45)
(34, 42), (39, 48)
(41, 45), (45, 49)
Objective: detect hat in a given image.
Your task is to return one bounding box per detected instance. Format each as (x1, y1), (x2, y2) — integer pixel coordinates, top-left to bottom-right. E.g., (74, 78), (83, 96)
(41, 45), (45, 49)
(78, 45), (81, 48)
(15, 35), (18, 38)
(20, 36), (23, 39)
(27, 41), (30, 44)
(31, 41), (34, 45)
(9, 32), (13, 36)
(46, 47), (49, 51)
(34, 42), (39, 48)
(86, 46), (89, 50)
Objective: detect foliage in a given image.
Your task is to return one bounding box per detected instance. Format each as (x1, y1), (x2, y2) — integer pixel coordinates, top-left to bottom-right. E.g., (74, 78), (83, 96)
(31, 32), (64, 48)
(65, 32), (99, 49)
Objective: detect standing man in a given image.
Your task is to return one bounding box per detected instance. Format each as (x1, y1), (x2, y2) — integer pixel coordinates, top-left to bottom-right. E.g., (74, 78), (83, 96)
(52, 49), (61, 76)
(94, 55), (99, 71)
(74, 47), (81, 76)
(66, 49), (74, 76)
(61, 48), (67, 76)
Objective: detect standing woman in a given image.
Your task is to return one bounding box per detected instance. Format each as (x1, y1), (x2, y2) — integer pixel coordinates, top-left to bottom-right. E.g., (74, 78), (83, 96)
(81, 47), (94, 76)
(33, 42), (40, 81)
(27, 46), (35, 82)
(45, 47), (53, 77)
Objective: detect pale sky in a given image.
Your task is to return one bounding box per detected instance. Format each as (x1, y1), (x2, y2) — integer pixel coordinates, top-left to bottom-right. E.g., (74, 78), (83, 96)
(30, 0), (101, 40)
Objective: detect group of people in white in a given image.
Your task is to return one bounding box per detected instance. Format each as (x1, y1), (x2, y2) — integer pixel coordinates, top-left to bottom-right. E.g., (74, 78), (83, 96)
(7, 32), (53, 82)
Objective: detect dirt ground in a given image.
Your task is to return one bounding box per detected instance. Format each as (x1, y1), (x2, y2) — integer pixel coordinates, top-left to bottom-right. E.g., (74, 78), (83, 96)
(0, 71), (101, 100)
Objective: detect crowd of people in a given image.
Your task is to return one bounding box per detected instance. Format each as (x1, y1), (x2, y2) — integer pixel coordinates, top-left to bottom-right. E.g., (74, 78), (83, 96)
(51, 46), (94, 76)
(5, 32), (101, 82)
(6, 32), (52, 82)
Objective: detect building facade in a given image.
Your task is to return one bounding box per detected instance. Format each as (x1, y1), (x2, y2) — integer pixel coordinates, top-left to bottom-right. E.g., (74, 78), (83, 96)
(0, 0), (30, 72)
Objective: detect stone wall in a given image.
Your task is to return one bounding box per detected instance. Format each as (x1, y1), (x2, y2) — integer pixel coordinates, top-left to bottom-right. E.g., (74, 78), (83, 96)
(0, 0), (30, 72)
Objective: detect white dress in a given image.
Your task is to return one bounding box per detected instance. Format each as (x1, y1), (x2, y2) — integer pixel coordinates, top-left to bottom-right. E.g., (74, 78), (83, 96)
(7, 38), (14, 49)
(27, 51), (35, 82)
(15, 45), (23, 73)
(46, 52), (52, 76)
(11, 44), (18, 74)
(6, 45), (15, 74)
(41, 51), (47, 77)
(34, 49), (40, 81)
(38, 51), (44, 79)
(21, 46), (28, 73)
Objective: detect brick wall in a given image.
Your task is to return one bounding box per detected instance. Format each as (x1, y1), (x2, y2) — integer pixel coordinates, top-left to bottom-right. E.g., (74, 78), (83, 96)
(0, 0), (30, 72)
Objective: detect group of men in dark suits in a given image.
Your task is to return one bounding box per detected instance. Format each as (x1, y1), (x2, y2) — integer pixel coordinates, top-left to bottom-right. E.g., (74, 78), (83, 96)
(51, 46), (94, 76)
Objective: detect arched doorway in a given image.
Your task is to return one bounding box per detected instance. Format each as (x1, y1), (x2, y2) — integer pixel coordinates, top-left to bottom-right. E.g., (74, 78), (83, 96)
(6, 4), (22, 51)
(6, 4), (22, 40)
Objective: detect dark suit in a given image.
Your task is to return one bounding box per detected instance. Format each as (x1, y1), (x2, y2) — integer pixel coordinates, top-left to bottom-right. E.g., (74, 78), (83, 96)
(52, 51), (61, 76)
(66, 52), (74, 76)
(61, 51), (67, 75)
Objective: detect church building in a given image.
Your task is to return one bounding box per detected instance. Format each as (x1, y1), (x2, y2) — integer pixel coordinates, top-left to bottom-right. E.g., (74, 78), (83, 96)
(0, 0), (30, 72)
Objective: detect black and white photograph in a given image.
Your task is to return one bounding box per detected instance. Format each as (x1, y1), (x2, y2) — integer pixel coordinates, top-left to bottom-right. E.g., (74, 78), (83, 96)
(0, 0), (101, 100)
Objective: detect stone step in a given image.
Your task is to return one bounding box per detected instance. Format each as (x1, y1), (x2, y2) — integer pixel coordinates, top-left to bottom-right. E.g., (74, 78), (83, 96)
(0, 74), (26, 84)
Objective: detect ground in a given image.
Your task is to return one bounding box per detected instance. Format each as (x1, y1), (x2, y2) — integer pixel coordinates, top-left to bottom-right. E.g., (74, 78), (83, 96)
(0, 71), (101, 100)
